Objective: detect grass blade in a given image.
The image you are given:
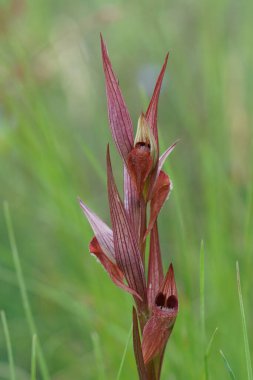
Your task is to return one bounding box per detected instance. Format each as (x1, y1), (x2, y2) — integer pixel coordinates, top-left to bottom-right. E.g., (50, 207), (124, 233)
(116, 324), (132, 380)
(31, 335), (37, 380)
(200, 239), (218, 380)
(91, 332), (106, 380)
(3, 202), (50, 380)
(220, 349), (236, 380)
(199, 240), (208, 379)
(205, 327), (218, 357)
(200, 240), (205, 343)
(204, 327), (218, 380)
(236, 261), (253, 380)
(0, 310), (16, 380)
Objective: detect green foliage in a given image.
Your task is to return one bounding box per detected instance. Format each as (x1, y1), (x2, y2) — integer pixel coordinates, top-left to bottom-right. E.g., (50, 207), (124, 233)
(4, 202), (49, 380)
(236, 262), (253, 380)
(220, 350), (236, 380)
(30, 335), (37, 380)
(0, 0), (252, 378)
(116, 324), (132, 380)
(1, 310), (16, 380)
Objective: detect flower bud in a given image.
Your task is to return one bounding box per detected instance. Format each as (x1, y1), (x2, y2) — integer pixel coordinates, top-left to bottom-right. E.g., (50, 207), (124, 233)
(127, 114), (158, 196)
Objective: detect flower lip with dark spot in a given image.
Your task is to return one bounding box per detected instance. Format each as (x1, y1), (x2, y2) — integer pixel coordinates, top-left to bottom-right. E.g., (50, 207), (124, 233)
(135, 141), (151, 150)
(155, 292), (166, 308)
(155, 292), (178, 311)
(166, 295), (178, 310)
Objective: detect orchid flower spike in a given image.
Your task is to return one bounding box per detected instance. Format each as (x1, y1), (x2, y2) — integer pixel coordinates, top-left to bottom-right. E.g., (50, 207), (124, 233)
(79, 35), (179, 380)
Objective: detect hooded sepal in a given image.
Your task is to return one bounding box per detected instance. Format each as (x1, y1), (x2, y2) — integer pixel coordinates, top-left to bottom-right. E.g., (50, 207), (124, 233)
(134, 114), (157, 164)
(89, 237), (142, 300)
(133, 307), (148, 380)
(142, 264), (178, 364)
(100, 34), (134, 165)
(107, 146), (147, 306)
(144, 171), (171, 240)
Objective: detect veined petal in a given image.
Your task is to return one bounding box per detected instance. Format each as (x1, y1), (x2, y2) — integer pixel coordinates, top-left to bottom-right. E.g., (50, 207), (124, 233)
(107, 146), (147, 305)
(124, 166), (140, 238)
(142, 308), (176, 364)
(147, 222), (163, 308)
(89, 237), (142, 300)
(79, 199), (115, 263)
(133, 307), (148, 380)
(160, 263), (178, 298)
(101, 35), (134, 164)
(144, 171), (171, 240)
(145, 53), (169, 149)
(142, 264), (178, 364)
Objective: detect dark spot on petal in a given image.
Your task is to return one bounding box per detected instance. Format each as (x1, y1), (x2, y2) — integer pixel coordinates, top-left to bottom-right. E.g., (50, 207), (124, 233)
(135, 142), (150, 152)
(155, 292), (166, 307)
(166, 295), (178, 309)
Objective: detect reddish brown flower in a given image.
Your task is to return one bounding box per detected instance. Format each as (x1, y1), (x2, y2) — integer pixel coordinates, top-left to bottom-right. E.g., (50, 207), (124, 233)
(142, 264), (178, 364)
(79, 35), (179, 380)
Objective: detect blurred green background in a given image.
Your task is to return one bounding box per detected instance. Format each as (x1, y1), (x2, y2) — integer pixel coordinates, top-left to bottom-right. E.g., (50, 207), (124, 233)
(0, 0), (253, 379)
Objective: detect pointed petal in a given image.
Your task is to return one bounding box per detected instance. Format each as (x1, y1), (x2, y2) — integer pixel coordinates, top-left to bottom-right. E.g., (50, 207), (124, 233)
(124, 166), (140, 237)
(145, 53), (169, 147)
(133, 307), (148, 380)
(158, 140), (178, 175)
(147, 222), (163, 308)
(79, 199), (115, 263)
(147, 140), (177, 202)
(89, 237), (142, 300)
(101, 35), (134, 164)
(144, 171), (171, 240)
(160, 263), (178, 298)
(142, 264), (178, 364)
(107, 146), (147, 305)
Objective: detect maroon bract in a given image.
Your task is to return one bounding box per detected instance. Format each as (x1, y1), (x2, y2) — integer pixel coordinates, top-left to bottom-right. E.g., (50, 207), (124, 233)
(142, 264), (178, 365)
(80, 35), (179, 380)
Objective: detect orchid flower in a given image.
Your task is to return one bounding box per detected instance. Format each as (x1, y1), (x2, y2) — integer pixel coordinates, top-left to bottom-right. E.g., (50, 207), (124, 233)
(79, 35), (179, 380)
